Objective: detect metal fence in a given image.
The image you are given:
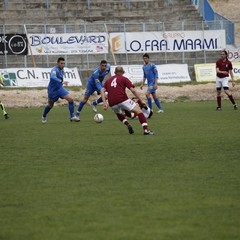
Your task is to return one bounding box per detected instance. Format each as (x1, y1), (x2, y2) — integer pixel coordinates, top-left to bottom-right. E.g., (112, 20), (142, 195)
(192, 0), (235, 44)
(0, 21), (235, 79)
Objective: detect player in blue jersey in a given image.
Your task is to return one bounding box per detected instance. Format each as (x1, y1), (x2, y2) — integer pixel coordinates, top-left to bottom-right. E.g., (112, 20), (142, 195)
(41, 57), (79, 123)
(141, 53), (163, 113)
(76, 60), (110, 118)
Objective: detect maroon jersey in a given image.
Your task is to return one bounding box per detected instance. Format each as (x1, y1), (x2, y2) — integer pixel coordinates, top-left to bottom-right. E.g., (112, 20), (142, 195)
(216, 59), (233, 78)
(103, 74), (134, 107)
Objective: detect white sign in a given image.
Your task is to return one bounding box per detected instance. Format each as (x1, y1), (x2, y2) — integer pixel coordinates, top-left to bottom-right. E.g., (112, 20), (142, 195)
(194, 62), (240, 82)
(28, 33), (108, 55)
(0, 67), (82, 87)
(158, 64), (191, 83)
(226, 45), (240, 62)
(111, 64), (191, 83)
(110, 30), (226, 53)
(110, 65), (143, 83)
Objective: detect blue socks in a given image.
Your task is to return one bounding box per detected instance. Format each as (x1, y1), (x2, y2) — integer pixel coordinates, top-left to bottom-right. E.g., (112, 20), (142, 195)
(93, 97), (103, 106)
(147, 98), (152, 110)
(68, 101), (75, 118)
(154, 98), (163, 110)
(76, 101), (86, 116)
(42, 105), (51, 117)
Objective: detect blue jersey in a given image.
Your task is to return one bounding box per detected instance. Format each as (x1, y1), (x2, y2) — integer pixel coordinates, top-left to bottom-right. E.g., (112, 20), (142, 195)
(47, 65), (69, 102)
(143, 62), (158, 86)
(87, 63), (111, 92)
(48, 65), (64, 93)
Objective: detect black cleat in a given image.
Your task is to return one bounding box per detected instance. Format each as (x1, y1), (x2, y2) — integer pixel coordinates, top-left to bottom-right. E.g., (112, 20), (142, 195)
(233, 104), (238, 110)
(216, 107), (222, 111)
(144, 130), (155, 135)
(4, 113), (9, 119)
(127, 125), (134, 134)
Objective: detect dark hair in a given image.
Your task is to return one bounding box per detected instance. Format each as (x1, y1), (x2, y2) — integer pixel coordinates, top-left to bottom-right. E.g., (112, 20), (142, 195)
(222, 50), (228, 59)
(143, 53), (150, 58)
(57, 57), (65, 63)
(100, 60), (107, 65)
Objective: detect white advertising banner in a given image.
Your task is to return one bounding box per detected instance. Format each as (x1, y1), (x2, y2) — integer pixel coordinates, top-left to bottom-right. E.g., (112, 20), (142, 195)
(28, 33), (108, 55)
(194, 62), (240, 82)
(110, 30), (226, 53)
(0, 67), (82, 87)
(158, 64), (191, 83)
(111, 64), (191, 84)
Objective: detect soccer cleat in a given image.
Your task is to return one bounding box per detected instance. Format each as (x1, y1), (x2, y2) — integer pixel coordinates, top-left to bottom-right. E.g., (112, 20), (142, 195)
(70, 116), (80, 122)
(216, 107), (222, 111)
(127, 125), (134, 134)
(41, 116), (47, 123)
(144, 130), (155, 135)
(4, 113), (9, 119)
(92, 102), (97, 113)
(157, 109), (164, 113)
(233, 104), (238, 110)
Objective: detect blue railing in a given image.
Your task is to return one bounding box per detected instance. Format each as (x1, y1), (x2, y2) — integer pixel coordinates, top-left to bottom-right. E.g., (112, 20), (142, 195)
(192, 0), (234, 45)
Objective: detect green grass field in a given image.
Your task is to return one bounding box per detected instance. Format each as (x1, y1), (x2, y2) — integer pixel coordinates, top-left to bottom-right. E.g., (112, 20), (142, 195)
(0, 101), (239, 240)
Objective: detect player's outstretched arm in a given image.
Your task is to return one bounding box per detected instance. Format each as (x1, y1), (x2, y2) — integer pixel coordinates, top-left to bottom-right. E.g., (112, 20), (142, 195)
(130, 87), (145, 106)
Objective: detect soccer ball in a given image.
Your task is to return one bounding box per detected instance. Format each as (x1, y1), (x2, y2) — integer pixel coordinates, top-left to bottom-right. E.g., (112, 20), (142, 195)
(94, 113), (104, 123)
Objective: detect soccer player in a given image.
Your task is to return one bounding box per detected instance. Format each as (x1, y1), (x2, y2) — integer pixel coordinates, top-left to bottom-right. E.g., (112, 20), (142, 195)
(76, 60), (110, 118)
(0, 72), (9, 119)
(216, 50), (238, 111)
(141, 53), (164, 113)
(101, 66), (154, 135)
(124, 97), (153, 119)
(41, 57), (79, 123)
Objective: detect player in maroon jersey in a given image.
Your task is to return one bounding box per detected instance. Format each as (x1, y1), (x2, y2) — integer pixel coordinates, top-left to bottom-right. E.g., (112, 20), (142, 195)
(100, 66), (154, 135)
(216, 50), (238, 110)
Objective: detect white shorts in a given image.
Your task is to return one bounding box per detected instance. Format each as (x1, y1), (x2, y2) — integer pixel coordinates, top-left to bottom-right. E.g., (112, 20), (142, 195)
(111, 99), (136, 114)
(142, 106), (151, 118)
(216, 76), (229, 89)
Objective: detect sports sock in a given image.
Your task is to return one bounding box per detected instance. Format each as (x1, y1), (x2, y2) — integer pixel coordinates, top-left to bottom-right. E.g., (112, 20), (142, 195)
(137, 112), (148, 131)
(117, 113), (129, 126)
(217, 96), (221, 108)
(93, 97), (103, 106)
(147, 98), (152, 110)
(77, 101), (86, 115)
(68, 101), (75, 118)
(42, 105), (51, 117)
(228, 95), (236, 105)
(96, 97), (103, 104)
(154, 98), (163, 110)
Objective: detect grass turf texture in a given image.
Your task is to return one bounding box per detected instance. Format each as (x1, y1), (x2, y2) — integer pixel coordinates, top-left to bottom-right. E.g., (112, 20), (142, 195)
(0, 101), (239, 240)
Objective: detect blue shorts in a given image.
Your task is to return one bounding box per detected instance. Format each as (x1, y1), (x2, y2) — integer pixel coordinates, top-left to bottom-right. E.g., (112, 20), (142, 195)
(84, 82), (102, 97)
(147, 84), (156, 94)
(48, 87), (69, 103)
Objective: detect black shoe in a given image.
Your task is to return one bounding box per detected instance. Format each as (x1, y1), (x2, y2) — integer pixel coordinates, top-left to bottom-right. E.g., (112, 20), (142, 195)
(144, 130), (155, 135)
(4, 113), (9, 119)
(216, 107), (222, 111)
(127, 125), (134, 134)
(233, 104), (238, 110)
